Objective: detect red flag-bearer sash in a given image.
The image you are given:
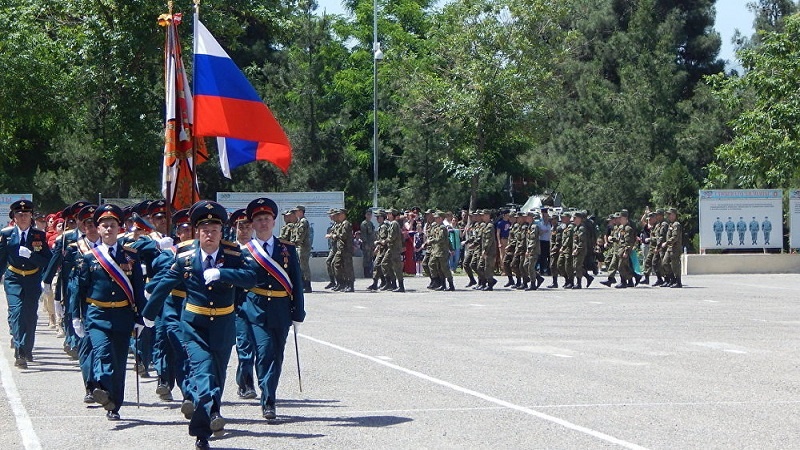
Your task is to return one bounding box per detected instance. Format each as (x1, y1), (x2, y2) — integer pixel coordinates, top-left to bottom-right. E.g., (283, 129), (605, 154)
(91, 247), (135, 307)
(245, 239), (293, 294)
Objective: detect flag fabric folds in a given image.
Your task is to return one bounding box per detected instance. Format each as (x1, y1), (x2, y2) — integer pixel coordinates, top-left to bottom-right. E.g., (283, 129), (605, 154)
(161, 13), (208, 211)
(193, 19), (292, 176)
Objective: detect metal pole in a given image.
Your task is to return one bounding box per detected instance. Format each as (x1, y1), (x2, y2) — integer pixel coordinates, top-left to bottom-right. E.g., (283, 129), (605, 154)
(372, 0), (379, 208)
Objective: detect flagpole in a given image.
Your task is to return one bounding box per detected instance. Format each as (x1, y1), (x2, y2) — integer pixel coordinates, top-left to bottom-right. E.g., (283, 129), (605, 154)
(163, 1), (175, 231)
(193, 0), (201, 203)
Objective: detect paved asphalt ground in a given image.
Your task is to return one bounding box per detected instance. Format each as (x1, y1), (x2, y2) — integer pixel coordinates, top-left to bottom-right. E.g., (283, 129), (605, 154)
(0, 274), (799, 449)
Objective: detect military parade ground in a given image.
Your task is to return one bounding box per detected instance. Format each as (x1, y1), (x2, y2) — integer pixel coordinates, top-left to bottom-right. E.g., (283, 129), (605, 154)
(1, 273), (798, 449)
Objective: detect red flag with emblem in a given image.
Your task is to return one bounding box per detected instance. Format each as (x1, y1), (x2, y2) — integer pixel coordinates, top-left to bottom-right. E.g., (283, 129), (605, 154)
(161, 12), (208, 211)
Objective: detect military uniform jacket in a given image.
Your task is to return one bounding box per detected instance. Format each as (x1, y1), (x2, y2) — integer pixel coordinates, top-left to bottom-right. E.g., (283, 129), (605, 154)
(514, 224), (528, 256)
(506, 223), (520, 251)
(0, 226), (52, 281)
(374, 221), (390, 255)
(72, 239), (145, 332)
(336, 220), (354, 255)
(665, 221), (683, 252)
(42, 228), (79, 285)
(525, 224), (540, 257)
(481, 222), (497, 256)
(280, 223), (295, 242)
(550, 225), (563, 255)
(295, 217), (312, 252)
(142, 239), (257, 336)
(560, 224), (575, 255)
(387, 220), (403, 254)
(66, 237), (100, 317)
(619, 224), (636, 253)
(572, 224), (586, 254)
(429, 223), (449, 258)
(240, 237), (306, 329)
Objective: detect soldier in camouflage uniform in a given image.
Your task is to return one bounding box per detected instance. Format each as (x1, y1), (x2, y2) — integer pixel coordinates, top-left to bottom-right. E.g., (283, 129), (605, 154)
(461, 211), (480, 287)
(429, 212), (454, 291)
(523, 211), (544, 290)
(570, 211), (592, 289)
(614, 210), (640, 288)
(546, 214), (566, 289)
(383, 209), (405, 292)
(661, 207), (683, 288)
(651, 209), (669, 286)
(360, 209), (376, 279)
(367, 210), (389, 291)
(323, 209), (339, 290)
(330, 209), (354, 292)
(557, 212), (575, 289)
(511, 213), (528, 289)
(279, 209), (296, 242)
(478, 210), (498, 290)
(501, 213), (519, 287)
(600, 213), (621, 287)
(293, 205), (313, 293)
(641, 212), (658, 285)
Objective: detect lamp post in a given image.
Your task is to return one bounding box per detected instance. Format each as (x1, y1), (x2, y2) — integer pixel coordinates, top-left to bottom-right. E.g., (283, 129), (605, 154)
(372, 0), (383, 208)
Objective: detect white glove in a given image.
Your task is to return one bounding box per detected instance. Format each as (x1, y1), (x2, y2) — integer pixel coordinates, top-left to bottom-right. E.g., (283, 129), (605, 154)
(18, 246), (31, 258)
(143, 318), (155, 328)
(133, 323), (145, 337)
(157, 236), (174, 250)
(72, 318), (86, 338)
(203, 268), (221, 284)
(41, 281), (52, 293)
(293, 321), (301, 332)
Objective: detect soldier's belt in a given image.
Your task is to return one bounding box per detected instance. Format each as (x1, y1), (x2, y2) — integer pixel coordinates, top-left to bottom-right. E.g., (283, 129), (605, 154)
(170, 289), (187, 298)
(87, 298), (129, 308)
(8, 265), (39, 277)
(248, 287), (290, 298)
(185, 303), (234, 316)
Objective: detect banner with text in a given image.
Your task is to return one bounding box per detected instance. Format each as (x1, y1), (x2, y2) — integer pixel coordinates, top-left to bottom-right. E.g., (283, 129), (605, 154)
(699, 189), (782, 250)
(790, 190), (800, 249)
(0, 194), (33, 226)
(217, 191), (344, 253)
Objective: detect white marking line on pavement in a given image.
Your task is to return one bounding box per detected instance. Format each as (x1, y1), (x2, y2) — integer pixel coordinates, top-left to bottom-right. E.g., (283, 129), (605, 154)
(551, 354), (574, 358)
(353, 306), (368, 309)
(588, 302), (604, 305)
(533, 399), (800, 408)
(0, 353), (42, 450)
(300, 334), (648, 450)
(703, 300), (719, 303)
(376, 355), (393, 361)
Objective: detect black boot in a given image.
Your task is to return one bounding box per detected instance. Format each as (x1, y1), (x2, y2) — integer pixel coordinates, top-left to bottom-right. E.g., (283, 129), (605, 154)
(652, 276), (664, 286)
(641, 275), (650, 285)
(572, 279), (582, 289)
(614, 279), (628, 289)
(670, 276), (683, 288)
(430, 278), (443, 290)
(520, 278), (529, 290)
(392, 279), (405, 292)
(465, 276), (476, 287)
(437, 278), (447, 291)
(324, 276), (336, 289)
(367, 278), (379, 291)
(426, 278), (436, 289)
(304, 279), (312, 293)
(633, 274), (642, 286)
(546, 276), (558, 289)
(343, 281), (354, 293)
(600, 276), (616, 287)
(446, 278), (455, 291)
(380, 279), (393, 291)
(504, 275), (515, 287)
(377, 277), (387, 290)
(564, 277), (574, 289)
(585, 274), (594, 288)
(525, 279), (538, 291)
(536, 275), (545, 288)
(662, 275), (673, 287)
(514, 277), (523, 289)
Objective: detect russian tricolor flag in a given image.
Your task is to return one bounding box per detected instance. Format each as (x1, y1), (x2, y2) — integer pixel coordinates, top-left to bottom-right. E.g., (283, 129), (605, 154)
(193, 19), (291, 176)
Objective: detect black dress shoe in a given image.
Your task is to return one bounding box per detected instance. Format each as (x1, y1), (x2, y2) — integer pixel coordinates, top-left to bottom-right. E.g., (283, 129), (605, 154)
(195, 438), (210, 450)
(181, 399), (194, 419)
(92, 388), (116, 411)
(209, 413), (225, 432)
(263, 404), (277, 420)
(106, 411), (121, 421)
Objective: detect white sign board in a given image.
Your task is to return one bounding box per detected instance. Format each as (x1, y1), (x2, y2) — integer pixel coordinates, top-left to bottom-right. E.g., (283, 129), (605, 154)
(699, 189), (782, 250)
(790, 189), (800, 249)
(217, 191), (344, 253)
(0, 193), (34, 226)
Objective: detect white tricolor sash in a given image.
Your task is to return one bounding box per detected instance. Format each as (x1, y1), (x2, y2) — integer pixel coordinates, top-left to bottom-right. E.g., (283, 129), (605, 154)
(91, 247), (135, 306)
(245, 239), (293, 294)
